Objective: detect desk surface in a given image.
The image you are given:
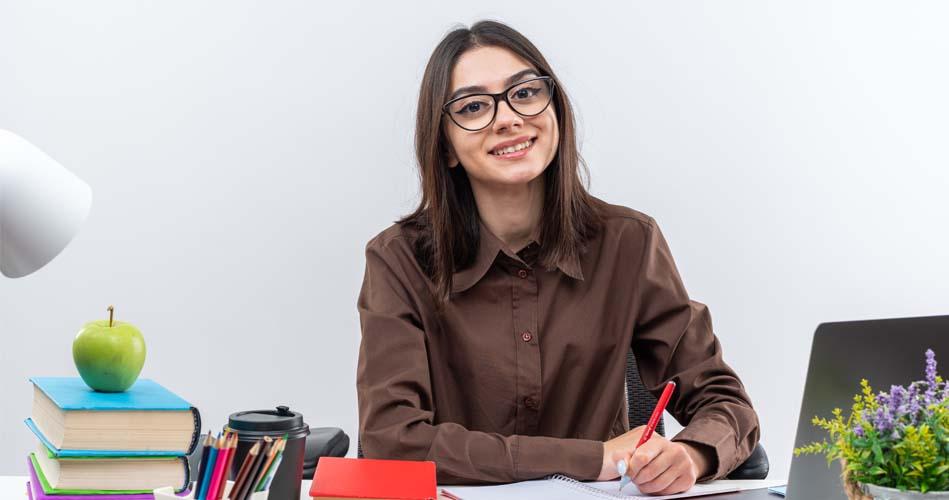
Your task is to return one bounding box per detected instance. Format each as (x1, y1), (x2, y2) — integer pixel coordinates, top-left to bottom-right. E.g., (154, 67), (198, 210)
(0, 476), (785, 499)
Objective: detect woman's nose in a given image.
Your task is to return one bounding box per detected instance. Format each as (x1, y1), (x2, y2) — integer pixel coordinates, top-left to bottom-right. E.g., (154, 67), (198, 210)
(492, 100), (523, 132)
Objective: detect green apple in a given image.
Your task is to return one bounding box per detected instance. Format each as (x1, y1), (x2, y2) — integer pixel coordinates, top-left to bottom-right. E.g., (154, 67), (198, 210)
(73, 306), (146, 392)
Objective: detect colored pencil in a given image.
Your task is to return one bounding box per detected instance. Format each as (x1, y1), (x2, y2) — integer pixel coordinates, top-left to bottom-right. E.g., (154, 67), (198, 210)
(215, 433), (239, 500)
(236, 437), (271, 500)
(256, 438), (287, 491)
(192, 433), (214, 496)
(258, 450), (283, 491)
(254, 438), (284, 492)
(207, 432), (235, 500)
(440, 490), (463, 500)
(228, 440), (260, 500)
(205, 434), (228, 499)
(196, 433), (220, 500)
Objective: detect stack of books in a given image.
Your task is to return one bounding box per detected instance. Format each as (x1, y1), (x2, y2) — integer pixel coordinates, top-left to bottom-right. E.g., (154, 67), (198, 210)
(24, 377), (201, 499)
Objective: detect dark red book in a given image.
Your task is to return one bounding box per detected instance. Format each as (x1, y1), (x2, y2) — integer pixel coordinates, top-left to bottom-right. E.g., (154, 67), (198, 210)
(309, 457), (437, 500)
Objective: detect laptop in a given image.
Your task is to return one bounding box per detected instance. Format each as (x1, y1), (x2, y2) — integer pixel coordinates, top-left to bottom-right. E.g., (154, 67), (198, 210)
(785, 314), (949, 499)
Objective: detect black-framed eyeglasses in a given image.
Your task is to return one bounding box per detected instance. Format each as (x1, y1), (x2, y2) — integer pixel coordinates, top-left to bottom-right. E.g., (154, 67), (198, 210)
(442, 76), (556, 132)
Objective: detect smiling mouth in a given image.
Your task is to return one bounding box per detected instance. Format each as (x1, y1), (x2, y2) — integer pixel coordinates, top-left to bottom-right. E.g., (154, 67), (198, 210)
(490, 138), (535, 158)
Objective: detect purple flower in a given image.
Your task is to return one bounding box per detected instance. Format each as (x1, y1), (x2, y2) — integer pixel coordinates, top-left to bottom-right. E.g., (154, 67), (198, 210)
(888, 385), (905, 415)
(906, 382), (921, 424)
(874, 406), (894, 433)
(925, 349), (937, 404)
(840, 350), (944, 446)
(876, 391), (890, 408)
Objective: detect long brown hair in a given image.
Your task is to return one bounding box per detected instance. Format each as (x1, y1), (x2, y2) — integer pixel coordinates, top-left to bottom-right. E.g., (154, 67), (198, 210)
(400, 20), (602, 303)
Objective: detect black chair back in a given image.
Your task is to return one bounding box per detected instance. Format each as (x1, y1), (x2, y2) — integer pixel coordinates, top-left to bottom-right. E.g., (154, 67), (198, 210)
(626, 350), (665, 436)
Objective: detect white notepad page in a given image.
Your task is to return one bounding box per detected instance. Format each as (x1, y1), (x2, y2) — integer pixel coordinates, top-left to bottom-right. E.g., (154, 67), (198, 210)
(442, 474), (741, 500)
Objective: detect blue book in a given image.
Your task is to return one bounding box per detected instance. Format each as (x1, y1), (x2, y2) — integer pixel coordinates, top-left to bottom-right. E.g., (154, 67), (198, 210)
(28, 377), (201, 456)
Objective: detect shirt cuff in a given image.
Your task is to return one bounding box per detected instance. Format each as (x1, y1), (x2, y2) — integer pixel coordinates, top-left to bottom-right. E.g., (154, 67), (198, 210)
(671, 415), (737, 481)
(512, 435), (604, 481)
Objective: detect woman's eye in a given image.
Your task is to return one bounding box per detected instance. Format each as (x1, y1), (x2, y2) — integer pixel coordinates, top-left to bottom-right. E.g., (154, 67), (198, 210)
(513, 87), (539, 100)
(454, 99), (490, 115)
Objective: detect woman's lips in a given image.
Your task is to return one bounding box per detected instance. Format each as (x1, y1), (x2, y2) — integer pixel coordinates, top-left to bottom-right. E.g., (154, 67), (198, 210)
(490, 139), (534, 160)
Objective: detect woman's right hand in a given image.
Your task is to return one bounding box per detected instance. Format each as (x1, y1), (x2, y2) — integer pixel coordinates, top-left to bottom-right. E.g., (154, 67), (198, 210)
(600, 425), (708, 495)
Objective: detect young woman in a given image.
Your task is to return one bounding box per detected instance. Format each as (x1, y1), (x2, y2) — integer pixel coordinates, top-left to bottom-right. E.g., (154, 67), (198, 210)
(356, 20), (759, 494)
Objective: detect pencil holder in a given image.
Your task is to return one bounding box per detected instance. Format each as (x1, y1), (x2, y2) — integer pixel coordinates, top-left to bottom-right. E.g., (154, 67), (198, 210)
(227, 406), (309, 500)
(153, 480), (268, 499)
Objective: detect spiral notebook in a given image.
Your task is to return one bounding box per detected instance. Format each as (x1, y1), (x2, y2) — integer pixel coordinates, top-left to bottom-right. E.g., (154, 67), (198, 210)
(441, 474), (740, 499)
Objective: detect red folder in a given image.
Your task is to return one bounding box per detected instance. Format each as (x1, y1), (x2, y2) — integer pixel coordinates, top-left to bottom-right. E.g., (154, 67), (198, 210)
(309, 457), (437, 500)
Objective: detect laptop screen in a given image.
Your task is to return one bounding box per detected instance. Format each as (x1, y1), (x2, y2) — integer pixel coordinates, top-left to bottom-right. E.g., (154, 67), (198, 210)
(787, 314), (949, 499)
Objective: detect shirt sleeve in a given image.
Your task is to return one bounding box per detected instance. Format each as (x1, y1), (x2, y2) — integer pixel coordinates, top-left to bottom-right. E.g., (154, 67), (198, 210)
(630, 218), (761, 481)
(356, 238), (604, 484)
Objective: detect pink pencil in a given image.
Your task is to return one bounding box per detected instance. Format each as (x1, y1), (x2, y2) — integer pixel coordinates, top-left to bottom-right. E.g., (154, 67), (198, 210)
(205, 434), (230, 500)
(214, 434), (238, 500)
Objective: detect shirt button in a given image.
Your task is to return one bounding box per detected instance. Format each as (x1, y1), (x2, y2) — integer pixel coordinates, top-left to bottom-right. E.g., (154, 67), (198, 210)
(517, 269), (529, 279)
(521, 331), (533, 342)
(524, 396), (537, 409)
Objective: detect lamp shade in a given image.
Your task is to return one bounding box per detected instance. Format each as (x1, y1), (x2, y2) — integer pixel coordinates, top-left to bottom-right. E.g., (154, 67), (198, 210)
(0, 130), (92, 278)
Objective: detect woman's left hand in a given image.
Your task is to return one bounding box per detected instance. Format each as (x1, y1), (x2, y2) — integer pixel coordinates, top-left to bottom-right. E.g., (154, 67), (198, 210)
(611, 428), (713, 495)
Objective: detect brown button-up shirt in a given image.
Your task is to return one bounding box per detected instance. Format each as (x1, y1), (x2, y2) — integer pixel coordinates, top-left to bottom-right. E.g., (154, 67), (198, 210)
(356, 199), (760, 484)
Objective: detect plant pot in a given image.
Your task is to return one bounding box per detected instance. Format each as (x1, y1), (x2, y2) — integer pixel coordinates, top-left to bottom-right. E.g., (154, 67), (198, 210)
(839, 459), (949, 499)
(844, 478), (874, 500)
(840, 459), (873, 500)
(859, 483), (949, 500)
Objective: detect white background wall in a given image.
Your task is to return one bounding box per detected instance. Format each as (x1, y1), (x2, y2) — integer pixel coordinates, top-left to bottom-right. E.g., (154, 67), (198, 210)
(2, 1), (948, 480)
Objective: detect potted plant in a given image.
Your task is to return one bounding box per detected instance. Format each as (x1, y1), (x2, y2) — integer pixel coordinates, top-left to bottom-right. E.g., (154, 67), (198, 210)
(795, 349), (949, 499)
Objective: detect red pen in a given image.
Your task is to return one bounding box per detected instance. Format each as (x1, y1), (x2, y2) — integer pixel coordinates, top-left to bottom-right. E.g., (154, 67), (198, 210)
(638, 381), (676, 447)
(617, 380), (676, 490)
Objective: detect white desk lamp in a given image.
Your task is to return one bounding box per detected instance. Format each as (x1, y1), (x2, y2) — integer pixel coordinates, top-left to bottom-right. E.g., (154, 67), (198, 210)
(0, 130), (92, 278)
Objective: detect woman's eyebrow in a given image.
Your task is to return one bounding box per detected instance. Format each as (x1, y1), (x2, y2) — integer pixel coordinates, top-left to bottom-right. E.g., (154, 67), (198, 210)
(449, 69), (539, 100)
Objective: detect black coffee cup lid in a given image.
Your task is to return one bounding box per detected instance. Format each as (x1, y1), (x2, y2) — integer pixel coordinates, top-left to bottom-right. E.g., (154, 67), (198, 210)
(227, 405), (309, 438)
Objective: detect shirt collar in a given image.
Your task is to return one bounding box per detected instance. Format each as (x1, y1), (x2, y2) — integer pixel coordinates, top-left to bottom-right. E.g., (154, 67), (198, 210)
(451, 219), (584, 294)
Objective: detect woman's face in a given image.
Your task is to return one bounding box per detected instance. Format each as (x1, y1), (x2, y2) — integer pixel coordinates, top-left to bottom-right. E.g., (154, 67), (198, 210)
(443, 46), (559, 189)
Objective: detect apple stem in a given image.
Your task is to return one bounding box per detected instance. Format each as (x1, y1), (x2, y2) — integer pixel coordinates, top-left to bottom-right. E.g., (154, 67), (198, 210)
(108, 305), (114, 327)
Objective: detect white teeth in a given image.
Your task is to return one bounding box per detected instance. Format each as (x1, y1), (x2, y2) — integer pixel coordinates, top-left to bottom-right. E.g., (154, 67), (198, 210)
(492, 139), (533, 156)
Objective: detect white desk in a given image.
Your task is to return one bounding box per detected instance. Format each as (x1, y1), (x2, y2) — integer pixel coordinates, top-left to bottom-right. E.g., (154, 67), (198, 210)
(1, 476), (315, 499)
(442, 480), (787, 499)
(1, 475), (785, 499)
